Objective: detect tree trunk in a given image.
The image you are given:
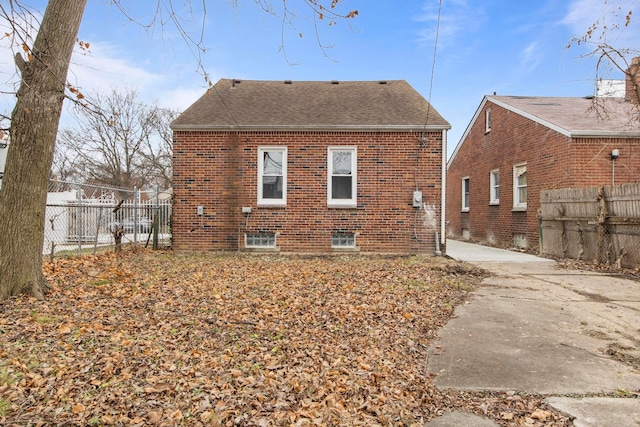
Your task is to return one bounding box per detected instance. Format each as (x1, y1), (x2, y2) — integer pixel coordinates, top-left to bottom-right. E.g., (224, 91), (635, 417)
(0, 0), (88, 300)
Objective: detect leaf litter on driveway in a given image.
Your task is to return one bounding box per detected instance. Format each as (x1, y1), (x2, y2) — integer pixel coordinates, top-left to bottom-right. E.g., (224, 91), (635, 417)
(0, 249), (571, 426)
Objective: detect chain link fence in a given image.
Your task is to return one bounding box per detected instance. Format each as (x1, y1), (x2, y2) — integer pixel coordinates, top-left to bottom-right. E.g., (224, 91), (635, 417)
(45, 180), (172, 257)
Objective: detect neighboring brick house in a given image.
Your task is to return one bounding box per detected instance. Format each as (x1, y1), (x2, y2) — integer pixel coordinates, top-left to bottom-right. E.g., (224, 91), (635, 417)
(446, 72), (640, 251)
(171, 79), (450, 254)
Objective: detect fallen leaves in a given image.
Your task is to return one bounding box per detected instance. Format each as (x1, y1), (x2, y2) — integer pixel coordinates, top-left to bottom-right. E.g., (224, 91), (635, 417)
(0, 250), (570, 426)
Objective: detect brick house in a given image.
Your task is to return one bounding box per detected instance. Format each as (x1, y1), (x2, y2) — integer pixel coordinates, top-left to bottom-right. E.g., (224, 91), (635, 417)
(446, 68), (640, 251)
(171, 79), (450, 254)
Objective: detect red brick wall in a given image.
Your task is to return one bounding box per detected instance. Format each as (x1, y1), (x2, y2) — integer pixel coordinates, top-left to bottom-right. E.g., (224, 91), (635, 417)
(173, 130), (443, 254)
(570, 138), (640, 187)
(446, 100), (640, 251)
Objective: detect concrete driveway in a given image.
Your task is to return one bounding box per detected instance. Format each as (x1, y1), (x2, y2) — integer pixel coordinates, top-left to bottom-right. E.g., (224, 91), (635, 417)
(425, 240), (640, 427)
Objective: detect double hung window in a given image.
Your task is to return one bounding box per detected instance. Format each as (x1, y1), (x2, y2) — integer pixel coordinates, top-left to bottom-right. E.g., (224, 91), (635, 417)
(490, 170), (500, 204)
(328, 147), (357, 207)
(258, 147), (287, 206)
(461, 177), (470, 211)
(513, 163), (527, 209)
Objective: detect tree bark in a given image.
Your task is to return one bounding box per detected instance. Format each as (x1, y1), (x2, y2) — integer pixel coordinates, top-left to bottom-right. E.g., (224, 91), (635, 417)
(0, 0), (88, 300)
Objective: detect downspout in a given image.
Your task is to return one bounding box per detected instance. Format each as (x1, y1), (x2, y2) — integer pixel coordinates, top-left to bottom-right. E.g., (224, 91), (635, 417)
(440, 129), (447, 252)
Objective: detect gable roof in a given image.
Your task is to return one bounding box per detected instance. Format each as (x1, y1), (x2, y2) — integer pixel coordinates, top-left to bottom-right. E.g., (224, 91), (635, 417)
(488, 95), (640, 138)
(448, 94), (640, 167)
(171, 79), (450, 131)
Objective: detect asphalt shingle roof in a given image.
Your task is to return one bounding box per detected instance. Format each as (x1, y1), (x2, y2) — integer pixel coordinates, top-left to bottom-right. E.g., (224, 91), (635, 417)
(172, 79), (450, 131)
(489, 95), (640, 137)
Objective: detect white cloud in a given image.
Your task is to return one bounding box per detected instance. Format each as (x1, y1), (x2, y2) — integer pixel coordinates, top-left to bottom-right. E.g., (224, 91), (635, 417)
(67, 42), (163, 97)
(67, 41), (223, 112)
(160, 86), (207, 112)
(562, 0), (605, 32)
(0, 39), (163, 119)
(520, 41), (541, 72)
(414, 0), (485, 48)
(563, 0), (640, 46)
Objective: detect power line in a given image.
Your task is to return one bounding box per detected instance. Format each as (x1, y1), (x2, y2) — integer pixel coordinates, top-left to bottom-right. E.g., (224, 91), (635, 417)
(423, 0), (443, 130)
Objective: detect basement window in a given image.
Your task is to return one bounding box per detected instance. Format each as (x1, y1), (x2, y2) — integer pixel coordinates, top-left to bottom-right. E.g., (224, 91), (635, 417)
(331, 233), (355, 248)
(245, 233), (276, 248)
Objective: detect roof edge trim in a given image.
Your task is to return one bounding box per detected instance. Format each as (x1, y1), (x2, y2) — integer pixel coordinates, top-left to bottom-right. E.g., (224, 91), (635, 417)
(171, 124), (452, 132)
(570, 130), (640, 138)
(447, 97), (488, 168)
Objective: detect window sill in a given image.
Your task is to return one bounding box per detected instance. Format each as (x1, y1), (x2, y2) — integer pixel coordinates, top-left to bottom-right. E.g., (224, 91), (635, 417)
(257, 202), (286, 208)
(331, 246), (360, 252)
(243, 246), (280, 252)
(461, 208), (469, 213)
(511, 206), (527, 212)
(328, 203), (358, 209)
(489, 201), (499, 206)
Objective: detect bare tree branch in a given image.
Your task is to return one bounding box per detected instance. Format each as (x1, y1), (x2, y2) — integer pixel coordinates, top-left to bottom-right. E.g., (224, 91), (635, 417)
(55, 88), (176, 190)
(567, 2), (640, 120)
(0, 0), (358, 300)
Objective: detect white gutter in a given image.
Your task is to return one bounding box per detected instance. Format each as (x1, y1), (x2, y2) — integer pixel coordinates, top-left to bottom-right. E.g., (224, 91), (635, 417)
(441, 129), (447, 248)
(171, 124), (452, 132)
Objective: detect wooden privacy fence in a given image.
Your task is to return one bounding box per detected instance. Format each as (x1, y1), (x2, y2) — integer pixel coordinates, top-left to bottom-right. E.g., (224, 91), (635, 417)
(539, 183), (640, 269)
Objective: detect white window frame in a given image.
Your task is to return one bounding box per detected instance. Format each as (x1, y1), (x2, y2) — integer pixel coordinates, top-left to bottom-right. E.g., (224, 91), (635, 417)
(258, 147), (287, 206)
(327, 146), (357, 207)
(489, 169), (500, 205)
(485, 108), (491, 133)
(461, 177), (470, 212)
(513, 163), (527, 210)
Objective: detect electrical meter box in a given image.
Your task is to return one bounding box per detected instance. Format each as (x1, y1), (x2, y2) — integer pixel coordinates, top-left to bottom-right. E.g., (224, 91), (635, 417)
(412, 190), (423, 207)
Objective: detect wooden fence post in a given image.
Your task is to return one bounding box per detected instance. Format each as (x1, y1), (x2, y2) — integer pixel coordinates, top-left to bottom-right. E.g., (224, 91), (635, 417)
(112, 199), (124, 253)
(595, 186), (609, 265)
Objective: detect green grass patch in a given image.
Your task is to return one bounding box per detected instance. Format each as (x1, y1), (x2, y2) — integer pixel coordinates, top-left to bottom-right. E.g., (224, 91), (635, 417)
(30, 310), (58, 324)
(0, 397), (10, 417)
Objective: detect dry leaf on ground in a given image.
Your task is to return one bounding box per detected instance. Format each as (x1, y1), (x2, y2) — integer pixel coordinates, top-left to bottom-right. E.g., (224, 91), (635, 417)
(0, 249), (570, 426)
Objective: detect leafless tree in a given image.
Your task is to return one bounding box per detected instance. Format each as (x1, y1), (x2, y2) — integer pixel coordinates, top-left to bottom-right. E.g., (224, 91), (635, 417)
(140, 106), (177, 190)
(0, 0), (87, 300)
(56, 88), (177, 190)
(0, 0), (358, 300)
(568, 2), (640, 104)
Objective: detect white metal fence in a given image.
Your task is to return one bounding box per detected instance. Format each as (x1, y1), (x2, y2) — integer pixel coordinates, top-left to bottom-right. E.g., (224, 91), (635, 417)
(44, 180), (172, 256)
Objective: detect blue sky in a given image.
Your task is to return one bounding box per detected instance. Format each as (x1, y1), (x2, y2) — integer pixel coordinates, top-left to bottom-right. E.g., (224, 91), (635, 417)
(1, 0), (639, 158)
